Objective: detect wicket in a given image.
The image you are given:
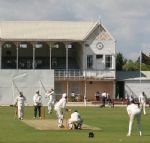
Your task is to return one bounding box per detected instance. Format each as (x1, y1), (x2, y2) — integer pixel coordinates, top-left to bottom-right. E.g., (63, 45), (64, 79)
(64, 108), (72, 129)
(41, 106), (45, 119)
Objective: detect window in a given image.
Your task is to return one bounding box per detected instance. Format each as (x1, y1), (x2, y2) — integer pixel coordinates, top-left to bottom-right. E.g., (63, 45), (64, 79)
(105, 55), (112, 69)
(20, 43), (28, 48)
(3, 43), (12, 48)
(35, 43), (43, 48)
(87, 55), (93, 69)
(96, 54), (103, 59)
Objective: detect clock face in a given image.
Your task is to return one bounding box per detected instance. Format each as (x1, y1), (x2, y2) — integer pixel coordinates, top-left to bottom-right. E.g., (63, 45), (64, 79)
(96, 42), (103, 50)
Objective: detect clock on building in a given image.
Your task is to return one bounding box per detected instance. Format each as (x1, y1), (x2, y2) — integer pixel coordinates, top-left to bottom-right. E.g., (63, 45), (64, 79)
(96, 42), (104, 50)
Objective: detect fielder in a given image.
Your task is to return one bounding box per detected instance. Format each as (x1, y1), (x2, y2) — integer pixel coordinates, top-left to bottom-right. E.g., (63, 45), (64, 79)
(33, 90), (42, 119)
(139, 91), (147, 115)
(54, 93), (67, 128)
(45, 88), (56, 114)
(15, 92), (26, 120)
(68, 110), (83, 130)
(126, 100), (142, 136)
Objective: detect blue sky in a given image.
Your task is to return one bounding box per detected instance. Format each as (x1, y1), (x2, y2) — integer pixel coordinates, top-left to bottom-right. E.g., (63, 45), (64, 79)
(0, 0), (150, 60)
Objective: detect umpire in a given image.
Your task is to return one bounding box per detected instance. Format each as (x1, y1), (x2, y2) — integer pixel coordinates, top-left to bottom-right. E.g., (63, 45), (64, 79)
(33, 90), (42, 119)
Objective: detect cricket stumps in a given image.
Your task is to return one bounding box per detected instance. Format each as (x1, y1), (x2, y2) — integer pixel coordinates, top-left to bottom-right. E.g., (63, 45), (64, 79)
(64, 108), (72, 129)
(41, 106), (45, 119)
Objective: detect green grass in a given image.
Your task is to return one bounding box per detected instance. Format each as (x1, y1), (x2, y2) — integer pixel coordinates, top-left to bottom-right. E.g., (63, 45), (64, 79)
(0, 106), (150, 143)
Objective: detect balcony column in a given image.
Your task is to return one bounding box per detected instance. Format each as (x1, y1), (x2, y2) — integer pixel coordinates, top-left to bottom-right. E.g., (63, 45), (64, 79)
(12, 41), (19, 69)
(32, 42), (35, 69)
(49, 43), (52, 69)
(16, 42), (19, 69)
(65, 42), (69, 73)
(48, 42), (54, 70)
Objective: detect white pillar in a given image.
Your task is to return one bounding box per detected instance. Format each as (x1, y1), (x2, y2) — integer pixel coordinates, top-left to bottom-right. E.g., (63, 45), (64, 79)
(65, 43), (68, 73)
(32, 42), (35, 69)
(49, 43), (52, 69)
(16, 42), (19, 69)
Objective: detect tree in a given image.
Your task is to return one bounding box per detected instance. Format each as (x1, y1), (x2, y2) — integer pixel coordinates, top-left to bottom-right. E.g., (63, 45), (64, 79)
(116, 53), (127, 71)
(116, 52), (150, 71)
(123, 60), (139, 71)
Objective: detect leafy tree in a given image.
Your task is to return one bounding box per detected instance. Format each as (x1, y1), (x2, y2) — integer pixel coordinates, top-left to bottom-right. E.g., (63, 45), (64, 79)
(116, 52), (150, 71)
(116, 53), (127, 71)
(123, 60), (139, 71)
(123, 60), (150, 71)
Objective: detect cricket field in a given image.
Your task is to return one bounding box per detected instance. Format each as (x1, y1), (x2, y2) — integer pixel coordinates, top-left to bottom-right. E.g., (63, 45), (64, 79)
(0, 106), (149, 143)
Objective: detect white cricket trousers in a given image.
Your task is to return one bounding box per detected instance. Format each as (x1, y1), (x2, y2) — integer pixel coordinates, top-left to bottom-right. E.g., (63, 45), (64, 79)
(18, 105), (24, 119)
(140, 102), (146, 115)
(128, 111), (142, 136)
(54, 107), (64, 127)
(47, 101), (54, 113)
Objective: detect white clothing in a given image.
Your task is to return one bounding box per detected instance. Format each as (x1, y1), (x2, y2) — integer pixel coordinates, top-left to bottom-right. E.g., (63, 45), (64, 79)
(71, 92), (75, 97)
(127, 103), (142, 136)
(70, 112), (81, 121)
(15, 96), (26, 119)
(54, 96), (67, 127)
(68, 112), (83, 129)
(127, 103), (141, 115)
(45, 90), (56, 113)
(15, 96), (26, 107)
(139, 93), (146, 115)
(54, 98), (67, 109)
(101, 92), (107, 98)
(33, 93), (42, 106)
(139, 94), (146, 103)
(45, 90), (56, 103)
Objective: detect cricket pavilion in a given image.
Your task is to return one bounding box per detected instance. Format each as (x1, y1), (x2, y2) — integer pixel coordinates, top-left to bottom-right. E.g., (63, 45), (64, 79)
(0, 21), (116, 105)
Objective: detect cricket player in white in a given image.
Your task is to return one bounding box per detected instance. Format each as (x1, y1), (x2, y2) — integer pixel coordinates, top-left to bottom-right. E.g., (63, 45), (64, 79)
(15, 92), (26, 120)
(54, 93), (67, 128)
(68, 110), (83, 130)
(139, 92), (147, 115)
(45, 88), (56, 114)
(126, 100), (142, 136)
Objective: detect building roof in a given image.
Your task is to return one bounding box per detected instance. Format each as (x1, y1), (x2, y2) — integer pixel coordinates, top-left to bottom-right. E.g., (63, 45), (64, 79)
(116, 71), (150, 81)
(0, 21), (101, 41)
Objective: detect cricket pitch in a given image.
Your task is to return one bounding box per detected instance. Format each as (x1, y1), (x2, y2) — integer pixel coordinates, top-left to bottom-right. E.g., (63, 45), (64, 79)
(22, 119), (101, 131)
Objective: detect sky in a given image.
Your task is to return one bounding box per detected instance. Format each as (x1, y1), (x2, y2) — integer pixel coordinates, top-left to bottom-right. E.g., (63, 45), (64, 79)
(0, 0), (150, 60)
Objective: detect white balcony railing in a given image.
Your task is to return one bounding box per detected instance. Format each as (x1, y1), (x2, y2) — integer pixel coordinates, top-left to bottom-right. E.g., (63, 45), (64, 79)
(54, 69), (115, 80)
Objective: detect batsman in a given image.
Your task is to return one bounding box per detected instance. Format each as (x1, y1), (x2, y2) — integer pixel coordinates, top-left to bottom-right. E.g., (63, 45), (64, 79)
(45, 88), (56, 114)
(54, 93), (67, 128)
